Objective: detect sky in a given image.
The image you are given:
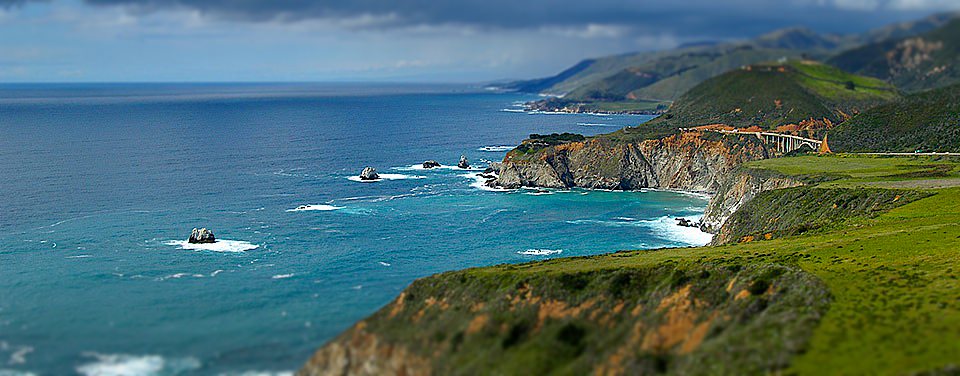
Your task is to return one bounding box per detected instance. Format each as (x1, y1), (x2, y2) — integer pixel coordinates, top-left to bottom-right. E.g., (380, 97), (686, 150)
(0, 0), (958, 83)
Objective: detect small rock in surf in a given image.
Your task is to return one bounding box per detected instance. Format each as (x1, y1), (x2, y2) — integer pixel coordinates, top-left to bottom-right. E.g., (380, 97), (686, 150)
(188, 228), (216, 244)
(422, 160), (441, 169)
(458, 155), (470, 169)
(359, 167), (380, 180)
(675, 217), (699, 228)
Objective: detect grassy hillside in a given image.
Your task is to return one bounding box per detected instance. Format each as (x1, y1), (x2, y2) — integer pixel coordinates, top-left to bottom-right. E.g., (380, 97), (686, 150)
(303, 155), (960, 375)
(829, 18), (960, 93)
(598, 61), (897, 143)
(561, 46), (810, 104)
(504, 14), (953, 112)
(828, 83), (960, 153)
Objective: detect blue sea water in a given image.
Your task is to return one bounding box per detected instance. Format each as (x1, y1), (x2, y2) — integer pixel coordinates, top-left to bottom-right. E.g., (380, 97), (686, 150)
(0, 83), (712, 375)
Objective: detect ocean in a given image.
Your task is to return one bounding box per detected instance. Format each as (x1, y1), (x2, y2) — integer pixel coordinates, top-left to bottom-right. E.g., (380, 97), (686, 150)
(0, 83), (712, 375)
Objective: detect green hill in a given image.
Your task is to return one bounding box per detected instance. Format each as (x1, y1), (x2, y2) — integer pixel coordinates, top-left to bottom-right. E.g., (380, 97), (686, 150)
(828, 83), (960, 152)
(302, 155), (960, 375)
(829, 18), (960, 93)
(602, 61), (898, 142)
(504, 14), (954, 114)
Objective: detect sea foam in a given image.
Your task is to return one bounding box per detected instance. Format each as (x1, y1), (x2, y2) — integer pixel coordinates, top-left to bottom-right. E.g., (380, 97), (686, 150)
(518, 249), (563, 256)
(461, 173), (510, 192)
(347, 173), (425, 182)
(75, 353), (201, 376)
(164, 240), (259, 253)
(566, 216), (712, 246)
(477, 146), (515, 152)
(286, 204), (342, 212)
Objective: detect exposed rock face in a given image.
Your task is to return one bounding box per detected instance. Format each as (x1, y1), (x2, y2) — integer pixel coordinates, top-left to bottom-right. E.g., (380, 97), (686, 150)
(359, 167), (379, 180)
(699, 169), (803, 236)
(188, 228), (216, 244)
(299, 258), (830, 375)
(298, 322), (431, 376)
(458, 155), (470, 169)
(422, 160), (441, 169)
(495, 132), (774, 193)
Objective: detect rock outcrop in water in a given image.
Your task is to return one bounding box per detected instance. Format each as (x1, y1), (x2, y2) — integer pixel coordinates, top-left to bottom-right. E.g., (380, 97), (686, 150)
(458, 155), (470, 169)
(422, 160), (441, 169)
(359, 167), (379, 180)
(494, 131), (775, 193)
(188, 228), (216, 244)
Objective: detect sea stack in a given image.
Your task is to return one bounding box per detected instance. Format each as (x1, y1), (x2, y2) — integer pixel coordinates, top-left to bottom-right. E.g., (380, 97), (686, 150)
(359, 167), (380, 180)
(188, 228), (216, 244)
(458, 155), (470, 169)
(422, 160), (441, 169)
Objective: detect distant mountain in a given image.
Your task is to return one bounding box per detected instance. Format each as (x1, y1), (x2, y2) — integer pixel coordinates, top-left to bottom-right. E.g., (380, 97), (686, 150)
(500, 59), (597, 93)
(829, 17), (960, 93)
(603, 60), (898, 142)
(503, 12), (954, 113)
(828, 83), (960, 152)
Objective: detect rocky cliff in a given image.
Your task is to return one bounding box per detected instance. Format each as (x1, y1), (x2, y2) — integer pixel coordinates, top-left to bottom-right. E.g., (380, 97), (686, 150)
(699, 168), (804, 235)
(494, 131), (775, 193)
(299, 254), (830, 375)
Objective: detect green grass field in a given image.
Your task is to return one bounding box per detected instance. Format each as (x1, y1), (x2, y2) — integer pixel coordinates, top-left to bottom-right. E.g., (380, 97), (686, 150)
(312, 155), (960, 375)
(486, 155), (960, 373)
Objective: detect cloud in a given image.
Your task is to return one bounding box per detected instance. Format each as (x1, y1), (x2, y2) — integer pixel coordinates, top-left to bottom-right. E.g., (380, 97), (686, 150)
(30, 0), (954, 39)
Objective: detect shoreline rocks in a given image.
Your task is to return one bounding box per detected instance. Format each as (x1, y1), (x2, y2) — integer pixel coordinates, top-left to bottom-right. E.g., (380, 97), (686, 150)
(675, 217), (700, 228)
(188, 228), (216, 244)
(359, 167), (380, 180)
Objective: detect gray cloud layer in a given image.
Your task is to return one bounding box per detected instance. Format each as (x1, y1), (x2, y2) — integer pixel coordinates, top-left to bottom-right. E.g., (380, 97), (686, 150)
(7, 0), (960, 39)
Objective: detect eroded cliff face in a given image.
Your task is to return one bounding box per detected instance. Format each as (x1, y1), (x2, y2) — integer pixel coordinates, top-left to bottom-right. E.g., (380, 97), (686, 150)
(700, 169), (804, 236)
(495, 132), (774, 193)
(298, 257), (830, 375)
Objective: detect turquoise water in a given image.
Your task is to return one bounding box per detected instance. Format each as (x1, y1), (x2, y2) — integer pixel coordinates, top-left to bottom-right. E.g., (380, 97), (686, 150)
(0, 83), (711, 375)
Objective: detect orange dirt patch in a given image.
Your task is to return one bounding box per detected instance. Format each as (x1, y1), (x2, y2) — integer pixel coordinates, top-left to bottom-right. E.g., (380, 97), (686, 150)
(388, 292), (406, 318)
(536, 298), (597, 330)
(612, 301), (626, 315)
(642, 285), (713, 354)
(734, 289), (751, 300)
(556, 141), (586, 153)
(466, 314), (489, 335)
(726, 277), (738, 293)
(630, 304), (645, 317)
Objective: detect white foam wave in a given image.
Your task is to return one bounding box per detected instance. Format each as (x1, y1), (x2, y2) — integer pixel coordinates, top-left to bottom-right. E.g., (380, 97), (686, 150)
(286, 204), (342, 212)
(396, 164), (485, 171)
(164, 240), (259, 253)
(499, 108), (526, 113)
(477, 145), (515, 152)
(641, 215), (713, 246)
(66, 254), (93, 259)
(565, 215), (712, 246)
(347, 173), (425, 182)
(378, 261), (391, 267)
(576, 122), (619, 127)
(272, 274), (294, 279)
(518, 249), (563, 256)
(76, 353), (201, 376)
(0, 370), (38, 376)
(522, 190), (554, 196)
(461, 173), (510, 192)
